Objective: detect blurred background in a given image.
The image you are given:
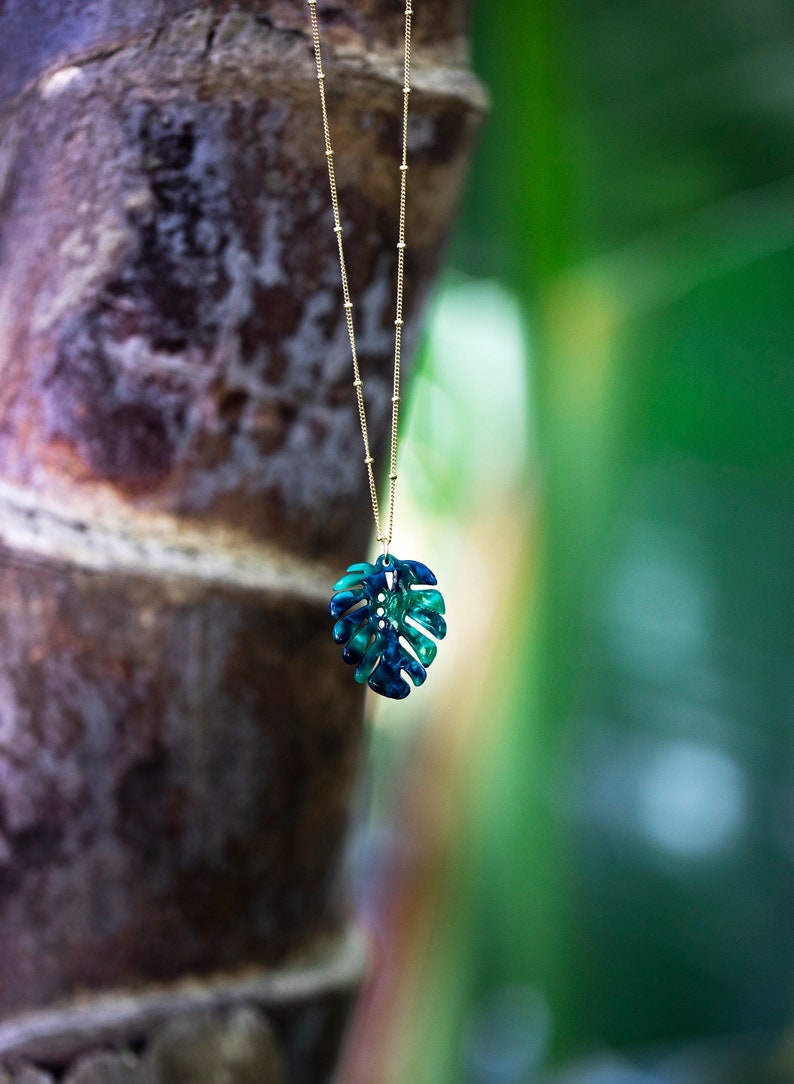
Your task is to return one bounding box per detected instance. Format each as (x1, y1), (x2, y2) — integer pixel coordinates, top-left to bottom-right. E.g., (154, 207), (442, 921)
(340, 1), (794, 1081)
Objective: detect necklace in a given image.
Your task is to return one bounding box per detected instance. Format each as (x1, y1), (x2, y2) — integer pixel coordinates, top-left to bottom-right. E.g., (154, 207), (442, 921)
(308, 0), (447, 700)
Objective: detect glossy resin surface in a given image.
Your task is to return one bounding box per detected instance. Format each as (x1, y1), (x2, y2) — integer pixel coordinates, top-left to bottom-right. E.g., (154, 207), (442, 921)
(329, 553), (447, 699)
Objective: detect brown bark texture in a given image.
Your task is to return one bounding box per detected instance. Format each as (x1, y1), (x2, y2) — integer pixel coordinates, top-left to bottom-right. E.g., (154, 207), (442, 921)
(0, 0), (482, 1079)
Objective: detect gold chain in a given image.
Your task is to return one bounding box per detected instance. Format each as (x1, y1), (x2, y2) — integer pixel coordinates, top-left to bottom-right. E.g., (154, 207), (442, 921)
(307, 0), (414, 555)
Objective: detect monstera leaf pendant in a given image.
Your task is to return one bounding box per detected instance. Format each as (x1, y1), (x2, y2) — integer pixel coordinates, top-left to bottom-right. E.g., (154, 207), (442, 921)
(329, 554), (447, 699)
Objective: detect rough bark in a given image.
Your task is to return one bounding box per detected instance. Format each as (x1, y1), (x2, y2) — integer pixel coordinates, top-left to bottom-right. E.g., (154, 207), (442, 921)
(0, 0), (482, 1077)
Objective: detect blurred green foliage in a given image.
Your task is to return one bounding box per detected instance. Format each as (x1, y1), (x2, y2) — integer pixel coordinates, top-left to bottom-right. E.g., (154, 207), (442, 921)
(395, 0), (794, 1080)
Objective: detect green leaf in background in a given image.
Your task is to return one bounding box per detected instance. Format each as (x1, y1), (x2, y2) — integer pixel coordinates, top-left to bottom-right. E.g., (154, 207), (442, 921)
(372, 0), (794, 1081)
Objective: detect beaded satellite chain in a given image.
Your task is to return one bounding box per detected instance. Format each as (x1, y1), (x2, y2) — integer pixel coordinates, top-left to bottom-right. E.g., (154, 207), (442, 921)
(307, 0), (446, 699)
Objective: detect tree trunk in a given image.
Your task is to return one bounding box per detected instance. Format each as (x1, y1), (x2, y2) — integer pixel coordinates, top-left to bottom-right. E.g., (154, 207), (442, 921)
(0, 2), (482, 1079)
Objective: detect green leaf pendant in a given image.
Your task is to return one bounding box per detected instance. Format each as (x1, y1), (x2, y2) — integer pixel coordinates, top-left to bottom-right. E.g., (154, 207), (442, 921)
(329, 554), (447, 699)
